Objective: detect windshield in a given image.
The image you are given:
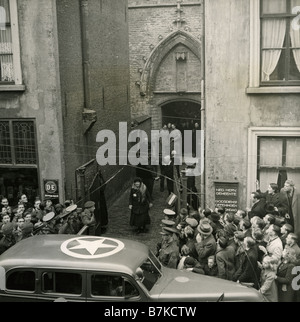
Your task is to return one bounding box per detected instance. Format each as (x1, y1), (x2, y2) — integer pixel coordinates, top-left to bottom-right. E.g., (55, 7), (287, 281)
(137, 250), (162, 291)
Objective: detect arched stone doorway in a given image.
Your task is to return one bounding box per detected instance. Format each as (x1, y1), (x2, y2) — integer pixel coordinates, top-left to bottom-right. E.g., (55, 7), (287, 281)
(161, 101), (201, 133)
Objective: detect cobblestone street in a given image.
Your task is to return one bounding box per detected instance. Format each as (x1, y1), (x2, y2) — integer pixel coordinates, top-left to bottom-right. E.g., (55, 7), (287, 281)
(103, 179), (170, 253)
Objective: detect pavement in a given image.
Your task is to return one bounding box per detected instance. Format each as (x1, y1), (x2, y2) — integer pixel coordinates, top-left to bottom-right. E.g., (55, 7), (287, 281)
(102, 179), (170, 253)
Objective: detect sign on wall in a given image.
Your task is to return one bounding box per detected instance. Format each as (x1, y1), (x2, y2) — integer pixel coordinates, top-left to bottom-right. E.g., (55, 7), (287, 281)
(214, 182), (239, 214)
(44, 179), (59, 200)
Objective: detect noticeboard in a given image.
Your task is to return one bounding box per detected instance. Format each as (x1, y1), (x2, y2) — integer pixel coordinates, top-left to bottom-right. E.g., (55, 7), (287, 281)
(214, 182), (239, 213)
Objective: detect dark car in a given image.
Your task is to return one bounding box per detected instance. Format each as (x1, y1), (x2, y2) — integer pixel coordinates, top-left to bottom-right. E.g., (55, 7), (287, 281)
(0, 235), (265, 302)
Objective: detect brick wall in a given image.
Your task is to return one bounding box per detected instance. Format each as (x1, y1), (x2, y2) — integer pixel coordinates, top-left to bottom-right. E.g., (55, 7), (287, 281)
(128, 0), (203, 129)
(56, 0), (132, 205)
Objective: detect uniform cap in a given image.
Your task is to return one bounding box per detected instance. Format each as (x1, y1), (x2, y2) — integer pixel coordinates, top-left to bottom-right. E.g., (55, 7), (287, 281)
(161, 219), (175, 227)
(66, 204), (77, 214)
(163, 209), (176, 216)
(185, 217), (198, 228)
(162, 226), (180, 235)
(43, 212), (55, 222)
(84, 201), (95, 209)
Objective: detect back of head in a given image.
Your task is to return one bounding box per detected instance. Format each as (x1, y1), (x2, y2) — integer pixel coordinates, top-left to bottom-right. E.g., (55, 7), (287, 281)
(244, 236), (256, 248)
(266, 214), (276, 225)
(218, 237), (228, 249)
(284, 223), (293, 233)
(252, 228), (264, 241)
(242, 218), (252, 229)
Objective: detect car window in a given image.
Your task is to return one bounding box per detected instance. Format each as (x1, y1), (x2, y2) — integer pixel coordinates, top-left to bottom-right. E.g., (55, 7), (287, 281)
(91, 274), (139, 298)
(139, 255), (162, 291)
(42, 272), (82, 295)
(6, 271), (35, 292)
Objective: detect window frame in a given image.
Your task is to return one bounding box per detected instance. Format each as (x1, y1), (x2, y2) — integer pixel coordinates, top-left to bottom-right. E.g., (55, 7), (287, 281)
(0, 0), (24, 91)
(0, 119), (38, 168)
(247, 127), (300, 206)
(247, 0), (300, 94)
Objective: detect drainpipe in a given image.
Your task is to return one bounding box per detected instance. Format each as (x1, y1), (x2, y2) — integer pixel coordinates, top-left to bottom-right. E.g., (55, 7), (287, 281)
(200, 0), (206, 210)
(80, 0), (97, 134)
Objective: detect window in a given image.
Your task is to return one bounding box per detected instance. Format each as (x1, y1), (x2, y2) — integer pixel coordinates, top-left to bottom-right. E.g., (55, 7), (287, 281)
(261, 0), (300, 85)
(0, 0), (23, 89)
(247, 127), (300, 206)
(248, 0), (300, 93)
(257, 137), (300, 191)
(6, 270), (35, 292)
(0, 120), (37, 166)
(42, 272), (82, 295)
(91, 274), (139, 298)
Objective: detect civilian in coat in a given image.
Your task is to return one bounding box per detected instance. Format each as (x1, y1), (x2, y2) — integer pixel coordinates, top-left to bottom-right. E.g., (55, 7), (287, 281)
(195, 220), (217, 267)
(256, 182), (281, 208)
(233, 237), (260, 289)
(215, 236), (237, 281)
(275, 247), (297, 302)
(265, 224), (283, 262)
(279, 180), (300, 239)
(129, 177), (153, 234)
(259, 255), (278, 302)
(160, 155), (174, 195)
(248, 192), (266, 220)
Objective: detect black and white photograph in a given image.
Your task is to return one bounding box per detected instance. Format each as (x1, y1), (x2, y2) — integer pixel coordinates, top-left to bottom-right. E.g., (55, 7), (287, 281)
(0, 0), (300, 306)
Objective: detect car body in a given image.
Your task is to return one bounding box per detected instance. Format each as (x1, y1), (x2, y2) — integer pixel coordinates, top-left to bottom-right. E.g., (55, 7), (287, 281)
(0, 235), (265, 302)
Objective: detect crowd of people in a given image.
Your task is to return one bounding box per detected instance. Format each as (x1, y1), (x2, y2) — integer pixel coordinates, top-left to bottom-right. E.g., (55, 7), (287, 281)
(0, 194), (99, 255)
(153, 180), (300, 302)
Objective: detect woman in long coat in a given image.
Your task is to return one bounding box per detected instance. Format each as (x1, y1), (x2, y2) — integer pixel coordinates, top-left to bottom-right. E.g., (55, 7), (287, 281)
(129, 177), (153, 234)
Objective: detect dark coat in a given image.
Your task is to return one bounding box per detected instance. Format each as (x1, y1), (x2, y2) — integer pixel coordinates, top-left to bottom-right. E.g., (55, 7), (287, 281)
(215, 240), (237, 281)
(279, 188), (300, 237)
(276, 261), (296, 302)
(233, 247), (259, 289)
(129, 184), (152, 228)
(259, 191), (281, 208)
(248, 199), (266, 219)
(195, 234), (217, 267)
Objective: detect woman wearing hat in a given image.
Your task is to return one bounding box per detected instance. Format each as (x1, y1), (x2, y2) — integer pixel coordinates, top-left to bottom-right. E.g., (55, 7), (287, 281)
(129, 178), (153, 234)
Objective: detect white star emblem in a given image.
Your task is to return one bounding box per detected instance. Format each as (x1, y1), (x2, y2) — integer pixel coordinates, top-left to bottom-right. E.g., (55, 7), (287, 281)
(61, 237), (124, 259)
(68, 239), (116, 256)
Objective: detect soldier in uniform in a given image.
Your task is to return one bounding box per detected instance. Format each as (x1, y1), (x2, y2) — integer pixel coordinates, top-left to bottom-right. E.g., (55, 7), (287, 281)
(57, 204), (79, 235)
(34, 212), (57, 235)
(157, 227), (180, 269)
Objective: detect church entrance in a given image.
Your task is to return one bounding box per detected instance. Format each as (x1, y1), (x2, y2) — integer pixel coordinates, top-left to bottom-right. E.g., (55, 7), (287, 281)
(161, 101), (201, 133)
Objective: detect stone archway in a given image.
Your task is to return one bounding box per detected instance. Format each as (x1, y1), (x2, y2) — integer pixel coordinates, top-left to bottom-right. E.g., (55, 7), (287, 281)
(161, 100), (201, 133)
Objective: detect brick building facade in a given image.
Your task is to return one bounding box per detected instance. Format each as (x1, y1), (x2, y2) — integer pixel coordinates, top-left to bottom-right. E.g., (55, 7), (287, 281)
(0, 0), (132, 211)
(128, 0), (300, 212)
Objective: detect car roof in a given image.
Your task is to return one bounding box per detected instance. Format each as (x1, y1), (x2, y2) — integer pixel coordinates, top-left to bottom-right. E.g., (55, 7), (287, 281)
(0, 235), (149, 275)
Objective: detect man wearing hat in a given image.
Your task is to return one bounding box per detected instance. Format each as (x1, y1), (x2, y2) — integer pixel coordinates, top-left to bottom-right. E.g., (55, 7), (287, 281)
(163, 208), (177, 221)
(195, 219), (217, 268)
(157, 227), (180, 269)
(34, 212), (57, 235)
(81, 201), (97, 236)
